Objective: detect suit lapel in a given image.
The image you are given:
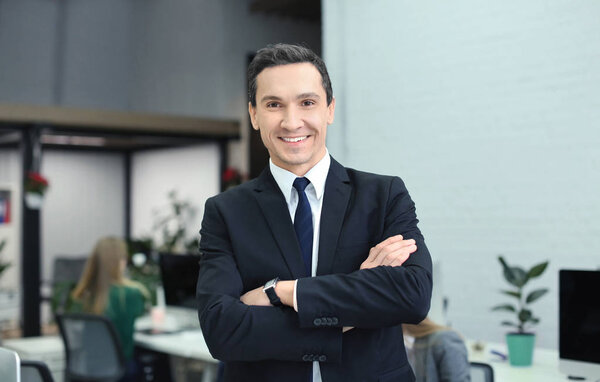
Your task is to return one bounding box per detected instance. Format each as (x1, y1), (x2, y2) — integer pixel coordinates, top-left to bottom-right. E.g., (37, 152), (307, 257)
(253, 167), (306, 279)
(317, 158), (351, 276)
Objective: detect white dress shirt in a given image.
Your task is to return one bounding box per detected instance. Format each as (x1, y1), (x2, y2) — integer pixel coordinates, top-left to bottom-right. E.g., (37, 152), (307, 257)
(269, 150), (331, 382)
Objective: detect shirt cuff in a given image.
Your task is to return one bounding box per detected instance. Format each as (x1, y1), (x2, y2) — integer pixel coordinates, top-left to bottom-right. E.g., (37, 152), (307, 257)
(293, 279), (299, 312)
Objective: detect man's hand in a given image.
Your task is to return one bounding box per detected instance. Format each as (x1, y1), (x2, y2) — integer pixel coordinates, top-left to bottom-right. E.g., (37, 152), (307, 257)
(240, 280), (295, 307)
(360, 235), (416, 270)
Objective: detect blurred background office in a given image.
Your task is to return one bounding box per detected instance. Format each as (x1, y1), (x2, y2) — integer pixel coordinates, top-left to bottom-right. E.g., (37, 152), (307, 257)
(0, 0), (599, 381)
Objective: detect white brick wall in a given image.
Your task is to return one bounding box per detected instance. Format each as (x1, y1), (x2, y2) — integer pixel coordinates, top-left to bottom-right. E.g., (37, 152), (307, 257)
(324, 0), (600, 349)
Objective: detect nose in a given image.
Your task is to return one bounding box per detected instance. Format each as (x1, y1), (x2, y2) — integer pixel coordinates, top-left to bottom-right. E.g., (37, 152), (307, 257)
(281, 106), (302, 130)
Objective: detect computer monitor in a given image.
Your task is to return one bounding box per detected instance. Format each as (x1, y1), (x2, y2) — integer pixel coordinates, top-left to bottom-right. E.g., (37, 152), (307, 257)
(559, 269), (600, 379)
(159, 253), (201, 309)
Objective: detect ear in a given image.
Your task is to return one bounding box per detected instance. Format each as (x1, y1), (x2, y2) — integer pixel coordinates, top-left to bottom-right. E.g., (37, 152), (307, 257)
(248, 102), (259, 130)
(327, 96), (336, 125)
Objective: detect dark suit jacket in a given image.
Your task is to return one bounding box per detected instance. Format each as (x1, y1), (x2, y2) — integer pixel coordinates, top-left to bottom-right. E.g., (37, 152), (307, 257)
(197, 157), (432, 382)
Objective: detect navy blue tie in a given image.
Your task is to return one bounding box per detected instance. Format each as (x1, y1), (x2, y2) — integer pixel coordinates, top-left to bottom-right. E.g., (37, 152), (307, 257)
(293, 177), (313, 278)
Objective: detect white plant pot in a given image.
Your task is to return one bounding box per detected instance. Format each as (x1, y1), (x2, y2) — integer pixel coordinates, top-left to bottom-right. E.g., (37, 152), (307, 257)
(25, 192), (44, 209)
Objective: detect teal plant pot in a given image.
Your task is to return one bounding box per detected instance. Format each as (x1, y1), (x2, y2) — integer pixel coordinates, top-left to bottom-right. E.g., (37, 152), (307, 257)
(506, 333), (535, 366)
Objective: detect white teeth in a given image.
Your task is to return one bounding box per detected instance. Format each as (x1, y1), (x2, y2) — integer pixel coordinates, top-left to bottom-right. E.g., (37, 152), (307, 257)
(282, 136), (307, 143)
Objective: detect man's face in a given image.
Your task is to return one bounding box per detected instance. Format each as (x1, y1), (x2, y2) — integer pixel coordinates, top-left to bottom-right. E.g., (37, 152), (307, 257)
(249, 62), (335, 176)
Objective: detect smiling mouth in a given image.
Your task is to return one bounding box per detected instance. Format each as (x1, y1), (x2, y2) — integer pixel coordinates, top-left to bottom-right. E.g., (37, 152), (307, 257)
(280, 136), (308, 143)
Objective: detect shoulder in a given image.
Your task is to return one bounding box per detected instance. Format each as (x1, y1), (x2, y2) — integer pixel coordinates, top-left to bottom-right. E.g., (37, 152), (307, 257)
(330, 156), (407, 190)
(339, 164), (411, 206)
(429, 330), (467, 353)
(119, 280), (150, 300)
(205, 177), (260, 207)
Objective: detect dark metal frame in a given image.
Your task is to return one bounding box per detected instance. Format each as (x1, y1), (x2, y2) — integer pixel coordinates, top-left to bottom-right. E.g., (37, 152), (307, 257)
(21, 360), (55, 382)
(470, 361), (495, 382)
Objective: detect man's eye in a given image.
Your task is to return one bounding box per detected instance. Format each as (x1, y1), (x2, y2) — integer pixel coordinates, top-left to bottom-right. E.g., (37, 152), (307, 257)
(266, 102), (280, 108)
(301, 100), (315, 107)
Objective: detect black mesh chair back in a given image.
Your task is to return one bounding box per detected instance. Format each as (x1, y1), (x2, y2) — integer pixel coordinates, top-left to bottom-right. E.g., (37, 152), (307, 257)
(21, 360), (55, 382)
(53, 257), (88, 284)
(470, 362), (494, 382)
(57, 313), (126, 382)
(44, 257), (88, 316)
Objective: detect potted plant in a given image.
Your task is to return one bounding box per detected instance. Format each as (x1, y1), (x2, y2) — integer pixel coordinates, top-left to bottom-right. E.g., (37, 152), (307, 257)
(491, 256), (549, 366)
(152, 190), (197, 254)
(24, 171), (49, 209)
(0, 239), (10, 281)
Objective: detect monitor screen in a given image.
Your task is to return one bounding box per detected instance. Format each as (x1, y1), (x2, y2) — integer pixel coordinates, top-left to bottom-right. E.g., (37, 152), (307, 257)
(559, 269), (600, 378)
(159, 253), (201, 309)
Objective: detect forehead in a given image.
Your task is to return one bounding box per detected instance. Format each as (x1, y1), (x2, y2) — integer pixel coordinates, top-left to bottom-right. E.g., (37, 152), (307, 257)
(256, 62), (324, 98)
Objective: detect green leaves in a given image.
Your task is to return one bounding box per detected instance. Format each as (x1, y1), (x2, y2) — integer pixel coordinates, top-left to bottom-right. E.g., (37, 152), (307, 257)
(526, 288), (548, 304)
(0, 239), (10, 279)
(518, 308), (532, 323)
(499, 256), (528, 287)
(527, 261), (549, 279)
(492, 304), (516, 312)
(501, 290), (521, 299)
(495, 256), (550, 333)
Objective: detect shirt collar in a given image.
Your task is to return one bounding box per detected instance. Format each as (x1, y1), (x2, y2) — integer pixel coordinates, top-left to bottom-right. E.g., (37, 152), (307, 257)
(269, 149), (330, 204)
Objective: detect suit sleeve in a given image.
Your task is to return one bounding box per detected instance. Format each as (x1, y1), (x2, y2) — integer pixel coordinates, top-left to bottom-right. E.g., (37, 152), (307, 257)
(196, 197), (342, 362)
(295, 176), (433, 329)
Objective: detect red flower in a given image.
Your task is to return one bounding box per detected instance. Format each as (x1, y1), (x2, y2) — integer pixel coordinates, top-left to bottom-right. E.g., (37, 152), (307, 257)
(28, 172), (48, 185)
(222, 168), (239, 183)
(25, 172), (49, 194)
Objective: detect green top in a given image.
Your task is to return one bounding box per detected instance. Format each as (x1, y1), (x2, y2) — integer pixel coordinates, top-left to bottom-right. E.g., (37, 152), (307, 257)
(70, 282), (147, 360)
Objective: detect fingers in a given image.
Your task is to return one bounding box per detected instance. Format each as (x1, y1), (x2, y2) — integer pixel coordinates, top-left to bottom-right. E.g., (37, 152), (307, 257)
(363, 235), (404, 264)
(372, 238), (417, 265)
(361, 236), (417, 269)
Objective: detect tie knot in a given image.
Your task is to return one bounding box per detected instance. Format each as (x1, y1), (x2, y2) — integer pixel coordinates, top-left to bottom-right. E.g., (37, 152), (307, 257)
(293, 177), (310, 192)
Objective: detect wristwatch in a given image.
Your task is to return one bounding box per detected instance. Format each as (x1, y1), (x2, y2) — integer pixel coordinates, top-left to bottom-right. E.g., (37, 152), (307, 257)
(263, 277), (283, 306)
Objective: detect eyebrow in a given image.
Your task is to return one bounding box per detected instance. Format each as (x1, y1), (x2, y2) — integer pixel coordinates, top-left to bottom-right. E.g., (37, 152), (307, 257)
(260, 92), (322, 103)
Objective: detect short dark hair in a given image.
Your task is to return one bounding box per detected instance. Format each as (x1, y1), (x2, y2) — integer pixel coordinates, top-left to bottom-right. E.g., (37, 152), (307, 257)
(248, 43), (333, 107)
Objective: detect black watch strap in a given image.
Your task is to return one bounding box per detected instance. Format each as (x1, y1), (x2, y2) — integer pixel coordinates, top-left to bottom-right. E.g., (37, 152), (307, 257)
(263, 277), (283, 306)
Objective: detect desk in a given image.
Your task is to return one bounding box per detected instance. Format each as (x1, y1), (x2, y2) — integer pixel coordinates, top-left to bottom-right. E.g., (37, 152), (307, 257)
(468, 340), (569, 382)
(2, 311), (218, 382)
(134, 312), (218, 382)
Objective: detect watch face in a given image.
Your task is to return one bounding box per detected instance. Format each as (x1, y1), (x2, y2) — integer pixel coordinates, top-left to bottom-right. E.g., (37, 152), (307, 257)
(264, 279), (276, 289)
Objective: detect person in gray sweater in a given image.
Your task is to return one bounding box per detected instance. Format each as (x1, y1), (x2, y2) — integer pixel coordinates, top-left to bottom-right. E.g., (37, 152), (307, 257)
(403, 318), (471, 382)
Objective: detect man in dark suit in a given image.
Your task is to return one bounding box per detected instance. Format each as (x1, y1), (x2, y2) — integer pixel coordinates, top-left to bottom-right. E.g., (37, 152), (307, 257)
(197, 43), (432, 382)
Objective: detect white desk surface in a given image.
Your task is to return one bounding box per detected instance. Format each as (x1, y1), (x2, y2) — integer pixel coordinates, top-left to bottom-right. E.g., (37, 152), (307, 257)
(467, 340), (572, 382)
(134, 314), (217, 363)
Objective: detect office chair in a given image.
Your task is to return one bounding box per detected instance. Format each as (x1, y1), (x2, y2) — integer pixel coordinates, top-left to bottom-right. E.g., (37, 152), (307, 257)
(45, 257), (88, 315)
(21, 360), (55, 382)
(0, 347), (20, 382)
(470, 361), (494, 382)
(57, 313), (126, 382)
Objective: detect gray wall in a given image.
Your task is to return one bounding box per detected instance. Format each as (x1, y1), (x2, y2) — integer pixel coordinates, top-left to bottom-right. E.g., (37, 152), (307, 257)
(0, 0), (321, 170)
(0, 0), (321, 324)
(324, 0), (600, 349)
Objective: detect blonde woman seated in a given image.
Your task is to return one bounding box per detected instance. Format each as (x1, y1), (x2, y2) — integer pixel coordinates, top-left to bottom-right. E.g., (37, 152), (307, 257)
(403, 318), (470, 382)
(70, 236), (149, 381)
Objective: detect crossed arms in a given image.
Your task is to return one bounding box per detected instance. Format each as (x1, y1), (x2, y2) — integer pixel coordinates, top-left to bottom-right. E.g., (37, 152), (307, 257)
(196, 176), (432, 362)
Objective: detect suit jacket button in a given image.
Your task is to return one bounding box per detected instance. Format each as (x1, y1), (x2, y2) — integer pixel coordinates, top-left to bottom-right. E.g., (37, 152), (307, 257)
(302, 355), (310, 362)
(319, 355), (327, 362)
(332, 317), (338, 325)
(313, 318), (322, 326)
